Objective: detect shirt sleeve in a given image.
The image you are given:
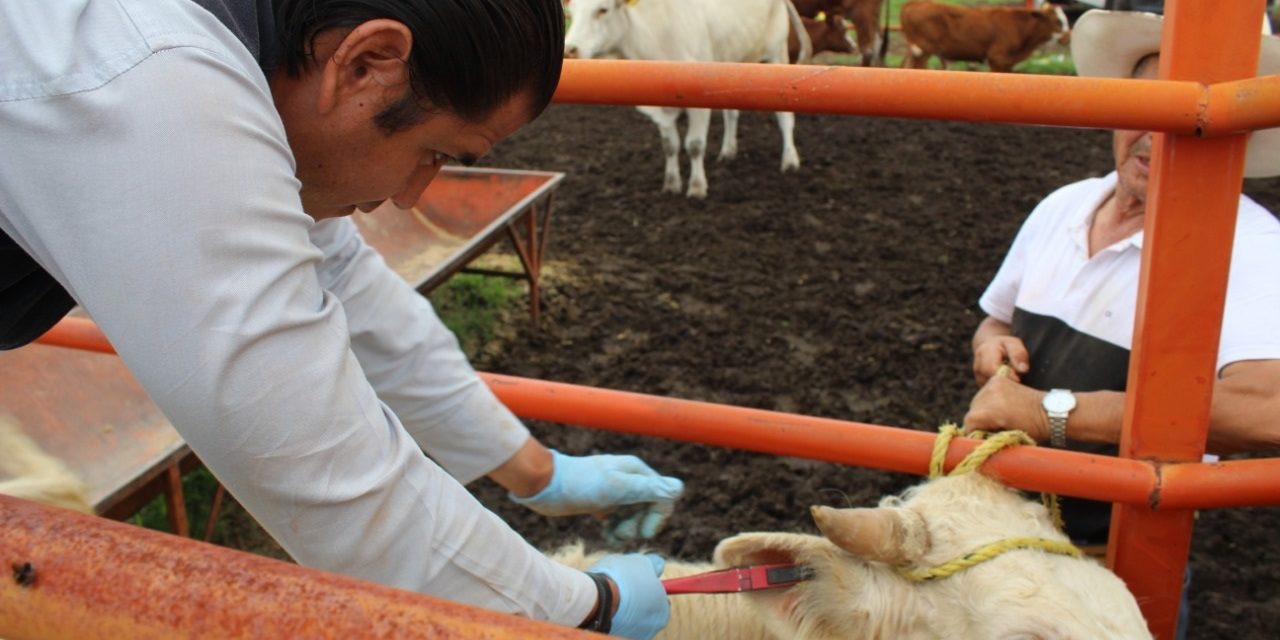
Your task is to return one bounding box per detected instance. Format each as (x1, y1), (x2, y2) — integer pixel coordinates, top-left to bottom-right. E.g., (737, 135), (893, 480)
(977, 181), (1079, 323)
(0, 43), (592, 624)
(309, 218), (530, 483)
(1217, 201), (1280, 372)
(979, 209), (1037, 323)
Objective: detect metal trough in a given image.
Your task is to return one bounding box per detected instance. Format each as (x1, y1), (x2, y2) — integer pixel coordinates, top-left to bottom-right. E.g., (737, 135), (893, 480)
(353, 165), (564, 319)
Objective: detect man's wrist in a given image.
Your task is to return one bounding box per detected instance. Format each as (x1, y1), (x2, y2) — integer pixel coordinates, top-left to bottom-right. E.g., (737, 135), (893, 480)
(579, 572), (615, 633)
(1042, 389), (1076, 447)
(490, 439), (555, 497)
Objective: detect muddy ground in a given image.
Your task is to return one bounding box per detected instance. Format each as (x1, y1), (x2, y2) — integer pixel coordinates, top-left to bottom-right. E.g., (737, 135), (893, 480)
(224, 101), (1280, 637)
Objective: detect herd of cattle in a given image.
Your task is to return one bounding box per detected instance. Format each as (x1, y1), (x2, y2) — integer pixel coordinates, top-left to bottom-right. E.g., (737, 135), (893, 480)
(563, 0), (1072, 197)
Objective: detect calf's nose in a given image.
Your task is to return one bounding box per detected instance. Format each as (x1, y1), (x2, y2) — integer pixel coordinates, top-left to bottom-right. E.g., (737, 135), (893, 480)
(564, 45), (579, 59)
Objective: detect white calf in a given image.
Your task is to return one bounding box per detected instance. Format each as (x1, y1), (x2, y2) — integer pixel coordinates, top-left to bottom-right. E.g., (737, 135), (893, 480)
(564, 0), (810, 198)
(553, 470), (1151, 639)
(0, 418), (93, 514)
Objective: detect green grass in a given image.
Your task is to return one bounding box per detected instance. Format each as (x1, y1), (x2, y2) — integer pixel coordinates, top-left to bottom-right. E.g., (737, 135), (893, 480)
(127, 269), (524, 535)
(127, 467), (227, 537)
(429, 270), (525, 359)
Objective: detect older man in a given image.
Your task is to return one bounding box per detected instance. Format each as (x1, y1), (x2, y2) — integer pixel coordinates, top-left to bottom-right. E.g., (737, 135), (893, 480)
(964, 9), (1280, 548)
(0, 1), (676, 637)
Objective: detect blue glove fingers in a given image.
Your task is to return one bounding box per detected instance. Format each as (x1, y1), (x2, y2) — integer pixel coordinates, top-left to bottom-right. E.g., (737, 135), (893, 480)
(639, 508), (669, 539)
(605, 501), (674, 542)
(588, 554), (669, 640)
(510, 450), (684, 519)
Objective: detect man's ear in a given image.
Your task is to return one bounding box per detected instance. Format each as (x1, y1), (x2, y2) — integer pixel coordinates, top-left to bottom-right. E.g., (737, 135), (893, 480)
(316, 19), (414, 115)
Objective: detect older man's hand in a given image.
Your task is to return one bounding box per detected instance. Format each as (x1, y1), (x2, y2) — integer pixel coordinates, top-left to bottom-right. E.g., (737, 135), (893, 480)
(972, 335), (1030, 386)
(964, 375), (1051, 442)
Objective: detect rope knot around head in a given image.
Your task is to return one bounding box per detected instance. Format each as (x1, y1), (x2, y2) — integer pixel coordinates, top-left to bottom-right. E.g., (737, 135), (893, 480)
(895, 421), (1082, 582)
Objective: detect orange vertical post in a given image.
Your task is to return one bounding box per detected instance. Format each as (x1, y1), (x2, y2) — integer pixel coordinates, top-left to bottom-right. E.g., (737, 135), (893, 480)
(1108, 1), (1264, 638)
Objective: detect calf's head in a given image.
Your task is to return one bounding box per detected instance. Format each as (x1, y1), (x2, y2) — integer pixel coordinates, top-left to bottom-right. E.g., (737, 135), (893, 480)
(714, 472), (1151, 639)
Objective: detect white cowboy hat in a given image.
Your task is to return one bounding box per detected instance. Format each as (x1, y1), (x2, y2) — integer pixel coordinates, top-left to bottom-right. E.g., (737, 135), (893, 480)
(1071, 10), (1280, 178)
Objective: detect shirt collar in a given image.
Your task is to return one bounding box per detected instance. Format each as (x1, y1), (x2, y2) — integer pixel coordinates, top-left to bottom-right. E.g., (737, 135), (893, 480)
(1068, 172), (1144, 255)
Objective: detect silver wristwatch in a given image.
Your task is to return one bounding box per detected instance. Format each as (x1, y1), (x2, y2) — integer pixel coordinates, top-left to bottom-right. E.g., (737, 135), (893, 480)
(1042, 389), (1076, 448)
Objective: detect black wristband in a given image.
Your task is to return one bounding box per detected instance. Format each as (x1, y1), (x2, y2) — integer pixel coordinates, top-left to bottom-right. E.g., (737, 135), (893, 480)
(579, 572), (614, 634)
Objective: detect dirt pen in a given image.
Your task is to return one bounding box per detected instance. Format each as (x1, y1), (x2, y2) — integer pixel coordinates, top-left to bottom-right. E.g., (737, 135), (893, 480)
(4, 3), (1280, 639)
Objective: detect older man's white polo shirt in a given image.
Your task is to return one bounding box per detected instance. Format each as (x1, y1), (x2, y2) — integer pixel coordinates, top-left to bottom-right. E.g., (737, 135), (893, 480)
(981, 172), (1280, 381)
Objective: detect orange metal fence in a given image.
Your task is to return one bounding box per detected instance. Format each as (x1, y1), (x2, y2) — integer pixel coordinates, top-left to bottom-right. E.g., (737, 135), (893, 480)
(31, 316), (1280, 511)
(8, 1), (1279, 638)
(0, 495), (595, 640)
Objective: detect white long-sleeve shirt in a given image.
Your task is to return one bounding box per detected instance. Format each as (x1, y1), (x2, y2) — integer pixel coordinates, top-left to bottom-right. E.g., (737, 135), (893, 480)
(0, 0), (594, 624)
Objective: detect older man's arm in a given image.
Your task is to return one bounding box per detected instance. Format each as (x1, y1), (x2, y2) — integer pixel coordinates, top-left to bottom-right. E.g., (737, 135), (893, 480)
(965, 359), (1280, 454)
(1203, 360), (1280, 453)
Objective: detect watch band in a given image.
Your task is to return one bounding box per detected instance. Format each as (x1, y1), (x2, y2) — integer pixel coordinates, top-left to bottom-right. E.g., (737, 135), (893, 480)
(1048, 414), (1068, 448)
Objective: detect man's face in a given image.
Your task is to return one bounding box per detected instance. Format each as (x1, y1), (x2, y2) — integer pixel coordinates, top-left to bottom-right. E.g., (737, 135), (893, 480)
(270, 21), (536, 220)
(290, 89), (534, 220)
(1111, 56), (1159, 204)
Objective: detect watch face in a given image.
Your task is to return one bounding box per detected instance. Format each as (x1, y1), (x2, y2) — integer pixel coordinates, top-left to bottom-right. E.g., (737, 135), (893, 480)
(1044, 389), (1076, 413)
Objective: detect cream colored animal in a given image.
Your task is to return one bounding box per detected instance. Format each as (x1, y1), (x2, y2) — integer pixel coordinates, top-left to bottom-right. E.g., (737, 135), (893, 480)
(553, 471), (1150, 639)
(0, 417), (94, 514)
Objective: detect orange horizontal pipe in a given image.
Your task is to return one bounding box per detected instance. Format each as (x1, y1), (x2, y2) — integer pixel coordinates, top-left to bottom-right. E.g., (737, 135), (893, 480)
(479, 372), (1156, 506)
(555, 59), (1202, 133)
(36, 315), (115, 354)
(1158, 457), (1280, 510)
(1204, 74), (1280, 135)
(34, 318), (1280, 509)
(555, 60), (1280, 137)
(0, 495), (591, 640)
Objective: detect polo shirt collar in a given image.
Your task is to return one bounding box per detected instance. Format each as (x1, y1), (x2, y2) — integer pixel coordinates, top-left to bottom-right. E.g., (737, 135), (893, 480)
(1068, 172), (1145, 255)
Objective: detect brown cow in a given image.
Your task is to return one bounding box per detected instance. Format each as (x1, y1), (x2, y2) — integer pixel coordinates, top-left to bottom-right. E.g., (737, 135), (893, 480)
(791, 0), (887, 66)
(789, 14), (856, 63)
(899, 1), (1070, 73)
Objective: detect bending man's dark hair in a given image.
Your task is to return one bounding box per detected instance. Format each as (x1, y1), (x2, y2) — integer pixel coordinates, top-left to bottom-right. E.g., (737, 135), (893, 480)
(274, 0), (564, 132)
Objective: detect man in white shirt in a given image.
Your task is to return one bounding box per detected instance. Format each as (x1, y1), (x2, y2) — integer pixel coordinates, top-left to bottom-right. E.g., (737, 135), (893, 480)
(0, 1), (679, 637)
(964, 11), (1280, 637)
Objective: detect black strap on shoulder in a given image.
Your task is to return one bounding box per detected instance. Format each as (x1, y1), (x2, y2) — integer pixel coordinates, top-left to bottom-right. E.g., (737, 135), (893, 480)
(0, 231), (75, 350)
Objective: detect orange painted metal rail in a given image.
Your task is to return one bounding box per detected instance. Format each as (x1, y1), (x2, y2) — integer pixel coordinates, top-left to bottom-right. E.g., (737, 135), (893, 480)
(0, 495), (593, 640)
(1107, 5), (1267, 635)
(554, 59), (1280, 137)
(32, 317), (1280, 511)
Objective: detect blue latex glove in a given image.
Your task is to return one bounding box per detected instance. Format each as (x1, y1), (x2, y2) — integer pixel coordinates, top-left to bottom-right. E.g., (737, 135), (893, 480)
(509, 450), (684, 541)
(588, 554), (670, 640)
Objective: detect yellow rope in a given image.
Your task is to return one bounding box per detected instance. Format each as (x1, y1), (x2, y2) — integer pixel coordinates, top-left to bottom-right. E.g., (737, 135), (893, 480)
(907, 412), (1080, 582)
(898, 537), (1084, 582)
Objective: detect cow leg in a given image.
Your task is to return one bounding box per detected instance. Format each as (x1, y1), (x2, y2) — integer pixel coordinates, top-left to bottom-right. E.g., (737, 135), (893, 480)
(904, 43), (929, 69)
(774, 111), (801, 172)
(684, 107), (712, 198)
(637, 106), (684, 194)
(718, 109), (739, 162)
(861, 31), (881, 67)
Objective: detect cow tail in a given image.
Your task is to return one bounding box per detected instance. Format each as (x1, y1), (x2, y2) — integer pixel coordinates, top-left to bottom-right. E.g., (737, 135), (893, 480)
(878, 0), (891, 64)
(784, 0), (812, 64)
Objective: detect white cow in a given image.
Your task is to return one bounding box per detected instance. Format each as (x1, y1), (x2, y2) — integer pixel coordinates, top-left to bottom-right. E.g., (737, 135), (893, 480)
(553, 470), (1152, 639)
(564, 0), (810, 198)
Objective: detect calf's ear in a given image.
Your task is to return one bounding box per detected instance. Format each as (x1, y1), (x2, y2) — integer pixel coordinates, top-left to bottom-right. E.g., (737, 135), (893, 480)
(713, 531), (834, 568)
(811, 505), (930, 566)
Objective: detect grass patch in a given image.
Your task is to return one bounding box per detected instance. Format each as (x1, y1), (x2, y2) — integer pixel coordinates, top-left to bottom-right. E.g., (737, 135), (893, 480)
(428, 263), (526, 359)
(128, 467), (226, 537)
